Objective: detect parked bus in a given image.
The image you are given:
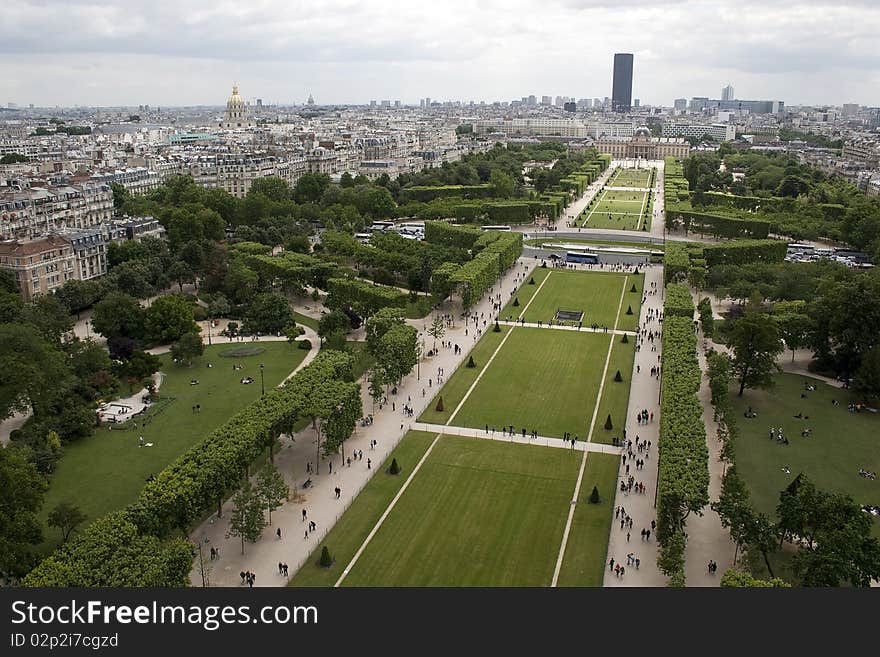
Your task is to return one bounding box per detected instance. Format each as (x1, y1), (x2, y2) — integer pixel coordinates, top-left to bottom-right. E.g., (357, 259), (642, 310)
(354, 232), (372, 243)
(369, 221), (395, 232)
(565, 251), (599, 264)
(481, 225), (512, 231)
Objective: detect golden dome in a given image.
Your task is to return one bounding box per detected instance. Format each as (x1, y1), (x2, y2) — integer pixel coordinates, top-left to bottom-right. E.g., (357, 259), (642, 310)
(228, 82), (245, 107)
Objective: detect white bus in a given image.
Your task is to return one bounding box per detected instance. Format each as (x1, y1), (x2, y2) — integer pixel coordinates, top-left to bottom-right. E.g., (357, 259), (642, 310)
(369, 221), (395, 232)
(354, 232), (372, 243)
(480, 225), (512, 231)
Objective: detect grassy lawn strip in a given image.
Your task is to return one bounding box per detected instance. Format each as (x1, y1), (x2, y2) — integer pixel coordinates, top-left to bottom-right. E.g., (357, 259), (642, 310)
(500, 267), (550, 319)
(730, 373), (880, 539)
(289, 430), (437, 586)
(593, 340), (637, 444)
(556, 452), (620, 586)
(453, 328), (606, 439)
(292, 311), (320, 332)
(38, 342), (307, 552)
(417, 328), (507, 425)
(341, 436), (580, 586)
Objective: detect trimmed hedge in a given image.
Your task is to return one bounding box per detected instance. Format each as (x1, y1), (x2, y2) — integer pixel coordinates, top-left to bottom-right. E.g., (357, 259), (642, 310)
(325, 277), (408, 317)
(664, 283), (695, 319)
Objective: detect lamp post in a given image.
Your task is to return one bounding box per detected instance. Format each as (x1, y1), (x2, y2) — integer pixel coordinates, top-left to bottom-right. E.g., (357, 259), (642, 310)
(85, 319), (90, 339)
(259, 363), (265, 397)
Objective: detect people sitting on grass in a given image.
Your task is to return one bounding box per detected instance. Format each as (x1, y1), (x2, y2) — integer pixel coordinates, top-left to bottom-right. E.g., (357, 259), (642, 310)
(858, 468), (877, 480)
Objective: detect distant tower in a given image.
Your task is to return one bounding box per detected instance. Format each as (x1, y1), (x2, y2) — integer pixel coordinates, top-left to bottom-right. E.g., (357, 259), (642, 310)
(722, 84), (734, 101)
(612, 53), (633, 112)
(219, 83), (253, 129)
(307, 93), (315, 106)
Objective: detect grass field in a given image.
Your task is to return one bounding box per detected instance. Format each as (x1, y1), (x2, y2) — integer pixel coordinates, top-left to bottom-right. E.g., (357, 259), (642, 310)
(451, 328), (608, 439)
(339, 436), (581, 586)
(502, 269), (643, 332)
(556, 452), (620, 586)
(593, 340), (637, 444)
(38, 342), (308, 552)
(580, 189), (650, 231)
(730, 373), (880, 539)
(290, 431), (437, 587)
(607, 168), (653, 188)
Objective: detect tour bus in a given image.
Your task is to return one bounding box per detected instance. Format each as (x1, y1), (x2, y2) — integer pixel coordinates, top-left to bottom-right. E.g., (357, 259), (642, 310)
(354, 232), (372, 244)
(787, 243), (815, 253)
(480, 225), (512, 231)
(565, 251), (600, 264)
(369, 220), (395, 232)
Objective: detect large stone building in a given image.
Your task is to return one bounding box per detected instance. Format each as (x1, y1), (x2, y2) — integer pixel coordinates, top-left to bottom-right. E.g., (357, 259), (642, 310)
(0, 182), (113, 240)
(218, 83), (254, 130)
(0, 235), (77, 300)
(595, 127), (690, 159)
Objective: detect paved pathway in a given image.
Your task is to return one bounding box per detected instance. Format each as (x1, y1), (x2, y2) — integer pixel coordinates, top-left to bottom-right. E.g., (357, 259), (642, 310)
(188, 258), (539, 587)
(412, 422), (624, 455)
(603, 263), (666, 586)
(495, 319), (635, 336)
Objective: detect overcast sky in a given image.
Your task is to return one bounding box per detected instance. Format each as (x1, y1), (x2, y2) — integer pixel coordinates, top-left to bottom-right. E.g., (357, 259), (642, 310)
(3, 0), (879, 108)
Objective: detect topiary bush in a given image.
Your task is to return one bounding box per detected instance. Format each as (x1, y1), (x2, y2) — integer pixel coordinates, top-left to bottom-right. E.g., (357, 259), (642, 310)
(626, 305), (633, 315)
(297, 339), (311, 350)
(589, 485), (601, 504)
(630, 283), (638, 293)
(513, 297), (520, 307)
(493, 321), (501, 332)
(435, 396), (444, 412)
(604, 414), (613, 431)
(319, 545), (333, 568)
(528, 277), (536, 285)
(466, 356), (476, 368)
(388, 458), (400, 475)
(621, 333), (629, 344)
(614, 370), (623, 382)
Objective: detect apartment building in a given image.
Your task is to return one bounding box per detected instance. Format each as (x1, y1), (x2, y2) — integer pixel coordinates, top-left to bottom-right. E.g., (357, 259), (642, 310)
(0, 234), (77, 300)
(0, 181), (113, 240)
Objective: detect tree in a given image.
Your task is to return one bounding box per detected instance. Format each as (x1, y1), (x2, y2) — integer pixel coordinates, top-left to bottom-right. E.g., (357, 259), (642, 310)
(47, 502), (87, 543)
(248, 176), (292, 202)
(256, 463), (289, 524)
(144, 294), (198, 344)
(720, 570), (790, 587)
(67, 339), (118, 399)
(318, 310), (351, 343)
(90, 292), (145, 342)
(0, 153), (29, 164)
(365, 307), (406, 355)
(294, 172), (331, 204)
(428, 315), (445, 350)
(776, 312), (811, 363)
(245, 292), (293, 334)
(854, 345), (880, 401)
(284, 322), (305, 345)
(0, 445), (48, 577)
(170, 332), (204, 366)
(18, 295), (74, 343)
(166, 259), (195, 293)
(489, 169), (516, 198)
(117, 350), (161, 391)
(319, 545), (333, 568)
(228, 481), (267, 554)
(224, 261), (259, 305)
(728, 310), (783, 396)
(375, 324), (419, 385)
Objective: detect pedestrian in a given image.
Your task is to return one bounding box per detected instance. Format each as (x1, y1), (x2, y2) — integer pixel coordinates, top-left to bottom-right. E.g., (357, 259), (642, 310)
(335, 486), (341, 499)
(627, 531), (630, 542)
(240, 570), (246, 584)
(278, 562), (283, 574)
(276, 527), (282, 539)
(302, 509), (307, 522)
(367, 458), (372, 469)
(609, 557), (615, 571)
(283, 563), (289, 577)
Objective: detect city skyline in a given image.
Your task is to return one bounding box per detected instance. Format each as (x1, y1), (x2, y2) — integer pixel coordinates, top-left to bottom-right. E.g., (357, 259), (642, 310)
(3, 0), (879, 108)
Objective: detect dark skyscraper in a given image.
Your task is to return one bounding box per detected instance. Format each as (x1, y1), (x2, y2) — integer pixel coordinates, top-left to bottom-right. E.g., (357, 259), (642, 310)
(612, 53), (633, 112)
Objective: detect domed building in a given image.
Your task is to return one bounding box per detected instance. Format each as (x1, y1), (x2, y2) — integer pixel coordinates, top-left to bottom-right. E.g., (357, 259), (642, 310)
(595, 125), (689, 160)
(219, 83), (253, 129)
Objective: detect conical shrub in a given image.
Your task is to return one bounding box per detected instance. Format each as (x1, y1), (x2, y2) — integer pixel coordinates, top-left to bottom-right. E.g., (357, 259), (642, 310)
(466, 355), (476, 368)
(589, 486), (601, 504)
(319, 546), (333, 568)
(614, 370), (623, 382)
(389, 458), (401, 475)
(435, 396), (444, 412)
(604, 414), (613, 431)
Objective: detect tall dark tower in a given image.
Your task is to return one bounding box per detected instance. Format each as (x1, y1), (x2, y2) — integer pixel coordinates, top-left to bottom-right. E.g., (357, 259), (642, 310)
(612, 53), (633, 112)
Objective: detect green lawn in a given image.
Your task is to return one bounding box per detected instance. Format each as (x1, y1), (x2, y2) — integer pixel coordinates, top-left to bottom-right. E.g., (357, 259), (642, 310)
(418, 328), (508, 425)
(593, 340), (637, 444)
(502, 269), (641, 332)
(452, 328), (608, 439)
(580, 189), (650, 231)
(340, 436), (581, 586)
(290, 431), (437, 587)
(556, 452), (620, 586)
(730, 373), (880, 539)
(292, 311), (319, 332)
(38, 342), (308, 552)
(608, 168), (653, 188)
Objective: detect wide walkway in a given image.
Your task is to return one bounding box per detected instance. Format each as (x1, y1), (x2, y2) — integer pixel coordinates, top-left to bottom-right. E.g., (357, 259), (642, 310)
(413, 422), (624, 455)
(496, 319), (636, 337)
(603, 263), (666, 587)
(188, 258), (539, 587)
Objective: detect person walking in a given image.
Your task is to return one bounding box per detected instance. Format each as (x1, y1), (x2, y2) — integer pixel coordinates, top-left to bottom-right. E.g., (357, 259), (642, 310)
(276, 527), (282, 539)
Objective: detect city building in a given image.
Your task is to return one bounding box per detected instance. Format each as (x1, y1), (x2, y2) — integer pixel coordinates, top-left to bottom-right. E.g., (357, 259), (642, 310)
(661, 122), (736, 142)
(595, 126), (689, 159)
(674, 98), (688, 111)
(722, 84), (735, 101)
(0, 234), (76, 300)
(0, 182), (113, 240)
(612, 53), (634, 112)
(690, 97), (784, 114)
(61, 227), (107, 281)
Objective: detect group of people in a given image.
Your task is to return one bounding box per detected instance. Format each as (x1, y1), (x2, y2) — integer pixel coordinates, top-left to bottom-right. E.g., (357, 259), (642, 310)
(769, 427), (790, 445)
(240, 570), (257, 587)
(635, 409), (654, 425)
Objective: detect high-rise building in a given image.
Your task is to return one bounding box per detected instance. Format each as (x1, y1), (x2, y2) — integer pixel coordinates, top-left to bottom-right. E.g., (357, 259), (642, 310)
(612, 53), (633, 112)
(370, 100), (377, 107)
(722, 85), (734, 101)
(420, 99), (425, 109)
(634, 99), (640, 108)
(563, 102), (577, 113)
(528, 95), (537, 106)
(425, 97), (431, 107)
(842, 103), (860, 117)
(674, 98), (688, 111)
